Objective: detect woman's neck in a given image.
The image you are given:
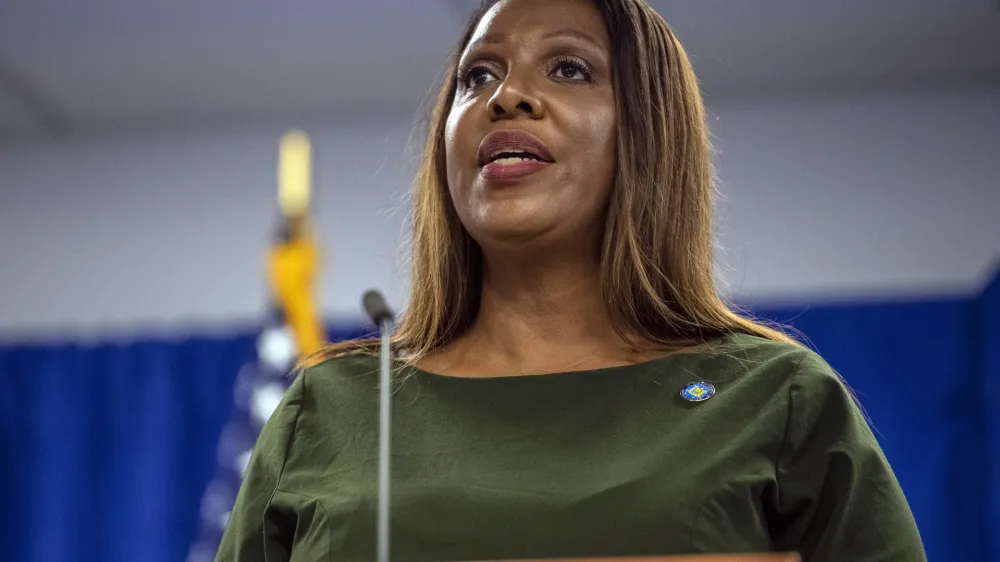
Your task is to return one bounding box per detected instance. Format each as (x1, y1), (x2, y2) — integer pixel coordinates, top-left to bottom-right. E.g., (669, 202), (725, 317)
(424, 251), (654, 378)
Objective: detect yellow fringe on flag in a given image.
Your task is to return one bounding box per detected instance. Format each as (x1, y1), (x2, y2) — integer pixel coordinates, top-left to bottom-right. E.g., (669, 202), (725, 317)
(267, 229), (324, 357)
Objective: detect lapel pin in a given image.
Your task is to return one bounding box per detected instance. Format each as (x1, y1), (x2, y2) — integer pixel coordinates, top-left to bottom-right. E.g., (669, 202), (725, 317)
(680, 381), (716, 402)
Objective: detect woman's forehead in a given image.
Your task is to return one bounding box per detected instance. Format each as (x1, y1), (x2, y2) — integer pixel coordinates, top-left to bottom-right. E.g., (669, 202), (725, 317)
(465, 0), (610, 52)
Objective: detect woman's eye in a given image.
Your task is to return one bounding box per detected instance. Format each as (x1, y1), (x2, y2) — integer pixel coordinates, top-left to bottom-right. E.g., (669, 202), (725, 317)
(557, 65), (582, 80)
(465, 66), (496, 88)
(551, 60), (591, 82)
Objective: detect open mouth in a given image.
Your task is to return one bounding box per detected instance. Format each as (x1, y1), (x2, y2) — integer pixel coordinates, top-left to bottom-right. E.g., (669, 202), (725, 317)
(476, 130), (555, 181)
(487, 150), (547, 165)
(477, 130), (555, 168)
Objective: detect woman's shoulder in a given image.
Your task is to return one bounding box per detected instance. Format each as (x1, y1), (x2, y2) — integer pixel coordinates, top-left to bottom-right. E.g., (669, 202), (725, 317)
(681, 333), (869, 458)
(263, 353), (382, 445)
(689, 332), (847, 401)
(300, 352), (382, 378)
(697, 331), (823, 373)
(291, 352), (382, 401)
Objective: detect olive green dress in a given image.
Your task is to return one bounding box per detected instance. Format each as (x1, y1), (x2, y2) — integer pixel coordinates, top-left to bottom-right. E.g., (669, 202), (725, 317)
(215, 334), (926, 561)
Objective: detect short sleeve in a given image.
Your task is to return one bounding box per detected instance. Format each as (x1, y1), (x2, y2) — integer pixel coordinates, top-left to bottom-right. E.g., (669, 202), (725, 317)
(771, 352), (927, 561)
(215, 373), (305, 562)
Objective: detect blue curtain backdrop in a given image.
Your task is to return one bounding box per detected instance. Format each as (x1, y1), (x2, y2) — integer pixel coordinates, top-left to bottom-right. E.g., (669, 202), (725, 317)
(2, 272), (997, 562)
(981, 268), (1000, 562)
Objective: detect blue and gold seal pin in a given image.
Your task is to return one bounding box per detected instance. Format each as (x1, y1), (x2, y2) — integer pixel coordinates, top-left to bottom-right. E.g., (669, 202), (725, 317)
(680, 381), (716, 402)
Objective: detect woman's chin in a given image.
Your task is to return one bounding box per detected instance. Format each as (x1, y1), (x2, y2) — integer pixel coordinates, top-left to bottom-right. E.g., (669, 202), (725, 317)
(473, 215), (557, 246)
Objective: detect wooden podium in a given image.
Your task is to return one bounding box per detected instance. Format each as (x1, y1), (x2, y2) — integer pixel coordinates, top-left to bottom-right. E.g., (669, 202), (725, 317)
(498, 556), (799, 562)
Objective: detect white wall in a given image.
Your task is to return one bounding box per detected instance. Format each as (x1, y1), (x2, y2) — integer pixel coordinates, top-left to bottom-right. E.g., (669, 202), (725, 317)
(711, 87), (1000, 304)
(1, 88), (998, 338)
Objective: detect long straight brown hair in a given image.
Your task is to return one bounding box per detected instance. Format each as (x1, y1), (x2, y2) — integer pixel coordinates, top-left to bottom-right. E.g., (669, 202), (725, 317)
(304, 0), (798, 367)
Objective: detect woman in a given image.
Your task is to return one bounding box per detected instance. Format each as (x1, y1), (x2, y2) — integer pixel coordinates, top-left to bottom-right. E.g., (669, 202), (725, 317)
(217, 0), (926, 560)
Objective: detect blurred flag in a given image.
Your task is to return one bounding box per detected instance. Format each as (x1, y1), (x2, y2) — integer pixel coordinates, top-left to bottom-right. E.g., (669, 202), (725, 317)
(187, 131), (323, 562)
(186, 299), (299, 562)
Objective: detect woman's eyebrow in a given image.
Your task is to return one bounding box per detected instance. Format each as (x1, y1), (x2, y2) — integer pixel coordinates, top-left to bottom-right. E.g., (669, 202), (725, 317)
(469, 28), (605, 50)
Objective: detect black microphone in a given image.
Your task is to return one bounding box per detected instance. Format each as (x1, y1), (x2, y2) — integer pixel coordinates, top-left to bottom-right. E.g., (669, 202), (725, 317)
(362, 289), (394, 562)
(363, 289), (394, 327)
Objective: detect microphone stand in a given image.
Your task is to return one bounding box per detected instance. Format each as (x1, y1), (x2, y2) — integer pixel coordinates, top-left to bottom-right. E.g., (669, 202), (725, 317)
(363, 290), (395, 562)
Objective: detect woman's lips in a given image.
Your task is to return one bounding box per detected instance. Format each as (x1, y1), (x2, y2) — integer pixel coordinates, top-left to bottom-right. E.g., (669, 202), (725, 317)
(477, 130), (555, 182)
(477, 130), (555, 166)
(480, 158), (552, 181)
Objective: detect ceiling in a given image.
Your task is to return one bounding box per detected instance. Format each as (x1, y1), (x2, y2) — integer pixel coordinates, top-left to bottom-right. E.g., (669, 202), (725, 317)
(1, 0), (998, 138)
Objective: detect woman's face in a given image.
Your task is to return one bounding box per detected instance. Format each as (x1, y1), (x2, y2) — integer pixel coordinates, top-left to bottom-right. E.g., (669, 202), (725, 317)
(445, 0), (617, 250)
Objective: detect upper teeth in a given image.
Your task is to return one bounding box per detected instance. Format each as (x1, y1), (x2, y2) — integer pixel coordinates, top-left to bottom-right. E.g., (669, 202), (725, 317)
(490, 150), (537, 163)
